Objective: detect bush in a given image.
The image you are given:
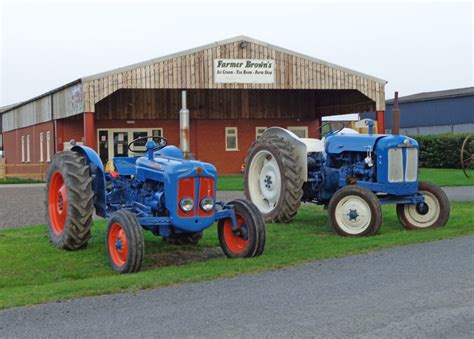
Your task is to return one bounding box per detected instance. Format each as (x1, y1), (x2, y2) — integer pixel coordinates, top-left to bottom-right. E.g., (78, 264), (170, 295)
(410, 133), (473, 169)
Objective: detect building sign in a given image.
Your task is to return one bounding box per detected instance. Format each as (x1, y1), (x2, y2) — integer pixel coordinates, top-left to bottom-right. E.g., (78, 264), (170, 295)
(71, 83), (83, 113)
(214, 59), (275, 84)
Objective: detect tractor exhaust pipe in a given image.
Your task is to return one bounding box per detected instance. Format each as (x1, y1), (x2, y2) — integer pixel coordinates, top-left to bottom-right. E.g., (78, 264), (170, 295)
(392, 91), (400, 135)
(179, 90), (190, 158)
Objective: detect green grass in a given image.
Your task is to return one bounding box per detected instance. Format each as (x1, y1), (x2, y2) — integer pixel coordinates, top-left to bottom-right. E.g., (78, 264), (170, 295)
(1, 202), (473, 310)
(418, 168), (473, 186)
(0, 177), (44, 184)
(217, 168), (473, 191)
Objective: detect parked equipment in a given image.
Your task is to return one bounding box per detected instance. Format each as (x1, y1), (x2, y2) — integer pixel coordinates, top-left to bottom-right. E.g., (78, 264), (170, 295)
(244, 119), (450, 236)
(46, 136), (265, 273)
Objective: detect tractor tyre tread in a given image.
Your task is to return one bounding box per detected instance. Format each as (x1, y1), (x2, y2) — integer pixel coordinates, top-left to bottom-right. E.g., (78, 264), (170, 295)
(45, 151), (94, 250)
(244, 134), (304, 223)
(396, 181), (450, 230)
(106, 210), (144, 273)
(218, 199), (266, 258)
(328, 185), (382, 237)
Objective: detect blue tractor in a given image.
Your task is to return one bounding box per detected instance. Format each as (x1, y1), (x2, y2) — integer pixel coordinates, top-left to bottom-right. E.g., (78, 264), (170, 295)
(45, 136), (265, 273)
(244, 120), (450, 236)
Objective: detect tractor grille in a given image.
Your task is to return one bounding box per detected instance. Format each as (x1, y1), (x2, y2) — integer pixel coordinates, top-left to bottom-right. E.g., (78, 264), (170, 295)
(388, 147), (418, 183)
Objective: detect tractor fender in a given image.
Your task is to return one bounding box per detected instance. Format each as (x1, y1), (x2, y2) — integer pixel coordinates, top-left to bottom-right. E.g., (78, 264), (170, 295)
(71, 145), (107, 218)
(260, 127), (310, 181)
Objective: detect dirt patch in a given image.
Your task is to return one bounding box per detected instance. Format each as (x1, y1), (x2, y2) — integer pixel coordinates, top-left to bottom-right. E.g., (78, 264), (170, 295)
(146, 247), (225, 268)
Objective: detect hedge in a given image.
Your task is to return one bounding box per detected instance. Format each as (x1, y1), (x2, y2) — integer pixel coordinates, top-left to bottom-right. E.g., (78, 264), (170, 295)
(409, 133), (473, 169)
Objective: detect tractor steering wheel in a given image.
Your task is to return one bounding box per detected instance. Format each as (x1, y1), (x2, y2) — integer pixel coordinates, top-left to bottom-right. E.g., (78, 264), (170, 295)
(128, 136), (168, 154)
(316, 121), (345, 137)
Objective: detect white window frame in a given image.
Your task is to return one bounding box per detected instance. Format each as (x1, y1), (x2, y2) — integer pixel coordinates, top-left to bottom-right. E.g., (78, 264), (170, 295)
(46, 131), (51, 162)
(39, 132), (44, 162)
(225, 127), (238, 151)
(21, 135), (25, 162)
(255, 126), (267, 140)
(96, 128), (164, 161)
(26, 135), (31, 162)
(287, 126), (308, 138)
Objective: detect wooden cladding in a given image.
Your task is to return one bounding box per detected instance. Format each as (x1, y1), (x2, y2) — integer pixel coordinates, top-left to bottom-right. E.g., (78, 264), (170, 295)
(84, 40), (385, 112)
(94, 89), (375, 121)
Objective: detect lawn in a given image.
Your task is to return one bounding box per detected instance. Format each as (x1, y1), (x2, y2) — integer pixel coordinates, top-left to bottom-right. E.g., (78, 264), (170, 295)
(0, 177), (44, 184)
(217, 168), (473, 191)
(1, 202), (473, 310)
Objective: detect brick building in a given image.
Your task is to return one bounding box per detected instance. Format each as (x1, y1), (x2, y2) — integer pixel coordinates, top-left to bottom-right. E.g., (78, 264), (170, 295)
(1, 36), (386, 176)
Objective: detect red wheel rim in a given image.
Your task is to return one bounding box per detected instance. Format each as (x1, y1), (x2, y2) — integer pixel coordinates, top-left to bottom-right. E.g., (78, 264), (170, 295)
(223, 214), (249, 254)
(108, 223), (129, 267)
(48, 171), (68, 235)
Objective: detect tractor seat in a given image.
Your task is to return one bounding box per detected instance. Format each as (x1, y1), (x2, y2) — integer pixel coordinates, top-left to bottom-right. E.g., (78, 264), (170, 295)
(112, 157), (138, 176)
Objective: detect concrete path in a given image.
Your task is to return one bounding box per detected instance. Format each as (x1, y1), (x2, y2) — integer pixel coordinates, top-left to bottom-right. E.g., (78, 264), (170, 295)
(1, 236), (473, 338)
(0, 185), (472, 229)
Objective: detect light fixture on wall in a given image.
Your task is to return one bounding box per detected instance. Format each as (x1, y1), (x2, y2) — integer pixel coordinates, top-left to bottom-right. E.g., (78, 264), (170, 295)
(239, 41), (248, 49)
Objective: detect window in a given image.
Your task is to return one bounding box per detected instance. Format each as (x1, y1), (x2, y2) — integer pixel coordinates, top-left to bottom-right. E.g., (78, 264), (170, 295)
(287, 126), (308, 138)
(256, 127), (267, 140)
(21, 136), (25, 162)
(39, 133), (44, 162)
(46, 131), (51, 162)
(225, 127), (238, 151)
(152, 129), (163, 137)
(26, 135), (31, 162)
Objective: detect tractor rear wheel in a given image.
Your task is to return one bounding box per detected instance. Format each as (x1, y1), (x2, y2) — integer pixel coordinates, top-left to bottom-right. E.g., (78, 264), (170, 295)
(328, 186), (382, 236)
(218, 199), (266, 258)
(45, 151), (94, 250)
(396, 181), (450, 229)
(106, 210), (144, 273)
(244, 134), (304, 223)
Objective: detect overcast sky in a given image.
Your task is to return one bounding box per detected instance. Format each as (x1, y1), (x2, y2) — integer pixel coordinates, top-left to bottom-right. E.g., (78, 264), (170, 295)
(0, 0), (472, 107)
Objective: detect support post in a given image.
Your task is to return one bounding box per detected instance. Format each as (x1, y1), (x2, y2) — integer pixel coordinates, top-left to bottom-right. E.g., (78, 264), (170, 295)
(54, 119), (65, 152)
(376, 110), (385, 134)
(83, 112), (96, 149)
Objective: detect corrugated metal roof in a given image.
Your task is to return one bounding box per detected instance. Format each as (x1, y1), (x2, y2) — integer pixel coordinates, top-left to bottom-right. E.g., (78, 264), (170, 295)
(386, 87), (474, 104)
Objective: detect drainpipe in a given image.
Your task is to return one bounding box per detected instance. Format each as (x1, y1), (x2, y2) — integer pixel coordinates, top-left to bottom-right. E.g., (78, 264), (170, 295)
(392, 91), (400, 135)
(179, 90), (190, 158)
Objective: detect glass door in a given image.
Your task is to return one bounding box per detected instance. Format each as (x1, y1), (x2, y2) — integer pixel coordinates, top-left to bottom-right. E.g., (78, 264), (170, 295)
(113, 131), (129, 158)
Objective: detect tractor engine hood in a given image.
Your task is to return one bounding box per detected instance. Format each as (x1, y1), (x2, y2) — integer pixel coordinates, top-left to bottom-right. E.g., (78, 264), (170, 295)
(325, 134), (388, 154)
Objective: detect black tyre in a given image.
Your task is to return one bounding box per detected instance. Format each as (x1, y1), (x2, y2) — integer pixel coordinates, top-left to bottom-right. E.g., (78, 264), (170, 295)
(244, 134), (304, 223)
(45, 151), (94, 250)
(218, 199), (266, 258)
(106, 210), (144, 273)
(397, 181), (450, 230)
(328, 186), (382, 236)
(164, 232), (202, 246)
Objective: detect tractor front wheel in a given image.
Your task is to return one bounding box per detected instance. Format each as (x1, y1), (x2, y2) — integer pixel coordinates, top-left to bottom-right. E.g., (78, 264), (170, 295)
(106, 210), (144, 273)
(218, 199), (266, 258)
(328, 186), (382, 236)
(45, 151), (94, 250)
(396, 181), (450, 230)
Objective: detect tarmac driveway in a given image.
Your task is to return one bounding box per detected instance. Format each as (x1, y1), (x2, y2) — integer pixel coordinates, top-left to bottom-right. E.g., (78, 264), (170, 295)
(1, 236), (473, 338)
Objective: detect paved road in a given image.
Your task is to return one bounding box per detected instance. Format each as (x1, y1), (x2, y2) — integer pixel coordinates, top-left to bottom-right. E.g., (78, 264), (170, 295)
(0, 184), (472, 229)
(1, 236), (473, 338)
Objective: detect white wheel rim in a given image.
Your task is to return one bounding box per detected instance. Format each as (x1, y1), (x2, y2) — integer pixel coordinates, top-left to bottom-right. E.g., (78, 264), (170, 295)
(248, 150), (282, 214)
(404, 191), (440, 228)
(335, 195), (372, 235)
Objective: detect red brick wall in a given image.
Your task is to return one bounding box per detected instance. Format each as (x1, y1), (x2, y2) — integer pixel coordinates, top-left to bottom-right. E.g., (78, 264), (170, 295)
(95, 118), (318, 174)
(3, 121), (54, 178)
(193, 119), (319, 174)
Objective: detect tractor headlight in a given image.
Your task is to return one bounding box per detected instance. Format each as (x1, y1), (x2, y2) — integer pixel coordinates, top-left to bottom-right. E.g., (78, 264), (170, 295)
(179, 197), (194, 213)
(200, 196), (214, 212)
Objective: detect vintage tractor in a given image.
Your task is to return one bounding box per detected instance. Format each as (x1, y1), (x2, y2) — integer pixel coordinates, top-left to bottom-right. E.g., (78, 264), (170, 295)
(45, 136), (265, 273)
(244, 119), (450, 236)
